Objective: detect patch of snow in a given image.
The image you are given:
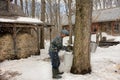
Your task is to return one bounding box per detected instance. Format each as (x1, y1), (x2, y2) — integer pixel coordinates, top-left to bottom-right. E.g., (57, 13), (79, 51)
(0, 17), (43, 24)
(0, 32), (120, 80)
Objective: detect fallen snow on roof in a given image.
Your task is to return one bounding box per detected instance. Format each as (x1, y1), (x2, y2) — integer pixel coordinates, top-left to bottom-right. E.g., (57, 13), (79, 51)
(0, 17), (43, 24)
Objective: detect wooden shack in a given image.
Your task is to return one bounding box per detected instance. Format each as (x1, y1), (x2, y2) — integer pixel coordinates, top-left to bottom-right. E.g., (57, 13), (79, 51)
(62, 7), (120, 36)
(0, 0), (43, 61)
(92, 7), (120, 35)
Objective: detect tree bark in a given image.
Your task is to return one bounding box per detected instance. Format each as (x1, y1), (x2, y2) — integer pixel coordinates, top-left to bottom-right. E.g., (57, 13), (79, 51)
(70, 0), (92, 74)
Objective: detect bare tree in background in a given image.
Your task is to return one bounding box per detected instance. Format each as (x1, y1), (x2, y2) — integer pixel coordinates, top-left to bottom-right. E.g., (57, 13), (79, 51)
(15, 0), (17, 5)
(25, 0), (29, 16)
(103, 0), (106, 9)
(114, 0), (120, 7)
(20, 0), (23, 10)
(93, 0), (98, 10)
(68, 0), (73, 44)
(93, 0), (120, 10)
(63, 0), (73, 44)
(40, 0), (46, 49)
(46, 0), (62, 40)
(47, 0), (53, 42)
(32, 0), (35, 18)
(71, 0), (92, 74)
(58, 0), (62, 31)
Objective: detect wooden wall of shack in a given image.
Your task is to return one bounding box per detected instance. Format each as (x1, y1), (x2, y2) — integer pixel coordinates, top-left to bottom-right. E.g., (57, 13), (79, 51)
(62, 20), (120, 36)
(91, 21), (120, 35)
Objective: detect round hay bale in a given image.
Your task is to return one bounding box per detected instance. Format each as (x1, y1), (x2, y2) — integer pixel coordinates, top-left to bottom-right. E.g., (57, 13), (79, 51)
(0, 34), (14, 61)
(16, 33), (38, 58)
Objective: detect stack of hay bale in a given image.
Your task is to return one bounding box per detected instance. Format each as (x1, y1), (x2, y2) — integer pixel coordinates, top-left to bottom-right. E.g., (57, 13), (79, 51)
(0, 34), (14, 61)
(0, 33), (38, 61)
(16, 33), (38, 58)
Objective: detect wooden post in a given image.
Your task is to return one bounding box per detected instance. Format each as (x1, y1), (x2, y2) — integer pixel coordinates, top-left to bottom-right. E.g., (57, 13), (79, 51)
(32, 27), (40, 55)
(49, 27), (52, 43)
(111, 22), (114, 35)
(13, 26), (17, 54)
(96, 24), (99, 45)
(7, 0), (10, 11)
(99, 23), (102, 41)
(37, 27), (40, 55)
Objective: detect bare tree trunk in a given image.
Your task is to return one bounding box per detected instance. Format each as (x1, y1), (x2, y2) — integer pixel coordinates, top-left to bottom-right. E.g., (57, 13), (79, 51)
(49, 0), (53, 42)
(32, 0), (35, 18)
(116, 0), (120, 7)
(55, 0), (58, 28)
(40, 0), (46, 49)
(108, 0), (112, 8)
(71, 0), (92, 74)
(103, 0), (106, 9)
(15, 0), (17, 5)
(63, 0), (73, 44)
(7, 0), (10, 11)
(25, 0), (29, 16)
(98, 0), (102, 9)
(20, 0), (23, 10)
(58, 0), (62, 31)
(93, 0), (98, 10)
(63, 0), (68, 14)
(68, 0), (73, 44)
(118, 0), (120, 6)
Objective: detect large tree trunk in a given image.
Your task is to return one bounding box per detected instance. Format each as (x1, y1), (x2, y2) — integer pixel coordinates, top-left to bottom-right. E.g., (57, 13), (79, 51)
(40, 0), (45, 49)
(70, 0), (92, 74)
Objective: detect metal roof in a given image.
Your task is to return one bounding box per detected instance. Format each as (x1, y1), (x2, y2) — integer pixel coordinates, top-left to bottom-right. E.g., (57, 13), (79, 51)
(92, 7), (120, 23)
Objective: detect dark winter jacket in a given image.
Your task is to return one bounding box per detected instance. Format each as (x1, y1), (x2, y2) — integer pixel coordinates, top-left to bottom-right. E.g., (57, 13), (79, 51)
(49, 35), (64, 53)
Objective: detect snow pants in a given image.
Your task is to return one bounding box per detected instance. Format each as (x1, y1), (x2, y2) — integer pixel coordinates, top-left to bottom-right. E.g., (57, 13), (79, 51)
(49, 52), (60, 69)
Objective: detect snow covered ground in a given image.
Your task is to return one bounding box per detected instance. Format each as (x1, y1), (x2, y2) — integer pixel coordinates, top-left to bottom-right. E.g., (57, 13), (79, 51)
(0, 33), (120, 80)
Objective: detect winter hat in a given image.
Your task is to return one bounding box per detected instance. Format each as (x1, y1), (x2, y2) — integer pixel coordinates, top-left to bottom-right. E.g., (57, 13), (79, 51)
(61, 29), (69, 36)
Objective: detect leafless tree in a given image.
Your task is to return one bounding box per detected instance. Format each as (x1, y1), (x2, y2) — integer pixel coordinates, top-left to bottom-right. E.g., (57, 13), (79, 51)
(63, 0), (73, 44)
(25, 0), (29, 16)
(20, 0), (23, 10)
(32, 0), (35, 18)
(40, 0), (46, 49)
(15, 0), (17, 5)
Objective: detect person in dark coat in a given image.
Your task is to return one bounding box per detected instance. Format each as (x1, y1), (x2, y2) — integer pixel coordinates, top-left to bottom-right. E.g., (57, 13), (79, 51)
(49, 29), (69, 79)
